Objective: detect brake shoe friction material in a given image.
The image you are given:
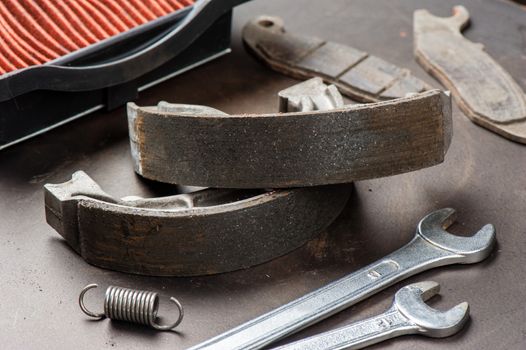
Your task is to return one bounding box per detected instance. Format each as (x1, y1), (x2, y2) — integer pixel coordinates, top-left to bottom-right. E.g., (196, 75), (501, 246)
(128, 90), (452, 188)
(44, 171), (351, 276)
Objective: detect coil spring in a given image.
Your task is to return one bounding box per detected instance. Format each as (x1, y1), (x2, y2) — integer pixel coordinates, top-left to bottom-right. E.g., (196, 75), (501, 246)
(79, 284), (184, 331)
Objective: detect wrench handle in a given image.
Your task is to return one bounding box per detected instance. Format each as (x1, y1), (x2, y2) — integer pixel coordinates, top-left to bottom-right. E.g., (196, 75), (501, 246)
(273, 308), (415, 350)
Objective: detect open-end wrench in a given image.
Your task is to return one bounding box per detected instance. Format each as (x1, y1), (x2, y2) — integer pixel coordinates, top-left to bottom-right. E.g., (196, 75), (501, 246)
(273, 281), (469, 350)
(188, 208), (495, 350)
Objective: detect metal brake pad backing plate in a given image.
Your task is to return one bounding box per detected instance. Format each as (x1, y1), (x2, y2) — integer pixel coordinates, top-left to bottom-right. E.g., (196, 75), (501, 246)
(128, 89), (452, 188)
(44, 171), (351, 276)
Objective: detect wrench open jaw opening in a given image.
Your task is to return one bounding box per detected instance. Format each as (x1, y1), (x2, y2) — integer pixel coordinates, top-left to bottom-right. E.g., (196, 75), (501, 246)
(417, 208), (496, 264)
(395, 281), (469, 338)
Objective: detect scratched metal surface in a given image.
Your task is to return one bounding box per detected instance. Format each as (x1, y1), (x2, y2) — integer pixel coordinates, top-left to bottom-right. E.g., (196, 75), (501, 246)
(0, 0), (525, 349)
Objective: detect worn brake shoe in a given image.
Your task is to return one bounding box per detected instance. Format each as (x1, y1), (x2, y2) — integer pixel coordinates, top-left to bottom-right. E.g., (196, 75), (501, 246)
(128, 88), (452, 189)
(414, 6), (526, 143)
(44, 171), (351, 276)
(242, 15), (431, 102)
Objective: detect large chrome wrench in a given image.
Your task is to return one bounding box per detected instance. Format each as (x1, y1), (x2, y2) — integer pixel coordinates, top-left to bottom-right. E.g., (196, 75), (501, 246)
(189, 208), (495, 350)
(273, 281), (469, 350)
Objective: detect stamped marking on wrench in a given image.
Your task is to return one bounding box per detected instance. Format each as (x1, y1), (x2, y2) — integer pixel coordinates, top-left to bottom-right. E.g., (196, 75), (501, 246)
(189, 208), (495, 350)
(274, 281), (469, 349)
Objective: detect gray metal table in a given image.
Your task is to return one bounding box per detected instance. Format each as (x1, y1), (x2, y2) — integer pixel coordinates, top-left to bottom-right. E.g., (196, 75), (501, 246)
(0, 1), (524, 349)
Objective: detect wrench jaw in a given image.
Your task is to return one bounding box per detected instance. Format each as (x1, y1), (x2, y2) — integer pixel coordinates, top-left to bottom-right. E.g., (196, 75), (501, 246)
(395, 281), (470, 338)
(417, 208), (496, 264)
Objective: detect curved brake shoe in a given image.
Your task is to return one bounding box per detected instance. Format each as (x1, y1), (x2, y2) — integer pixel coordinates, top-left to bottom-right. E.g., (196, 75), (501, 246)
(44, 171), (351, 276)
(414, 6), (526, 143)
(128, 89), (452, 189)
(242, 15), (430, 102)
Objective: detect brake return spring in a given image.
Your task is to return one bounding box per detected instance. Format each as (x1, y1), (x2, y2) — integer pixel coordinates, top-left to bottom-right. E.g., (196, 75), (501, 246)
(79, 284), (184, 331)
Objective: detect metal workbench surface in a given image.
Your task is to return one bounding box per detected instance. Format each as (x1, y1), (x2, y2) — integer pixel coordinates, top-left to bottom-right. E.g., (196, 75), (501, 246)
(0, 0), (524, 349)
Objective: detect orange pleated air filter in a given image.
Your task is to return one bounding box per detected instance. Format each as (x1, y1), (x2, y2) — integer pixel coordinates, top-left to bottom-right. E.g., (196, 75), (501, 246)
(0, 0), (247, 150)
(0, 0), (195, 75)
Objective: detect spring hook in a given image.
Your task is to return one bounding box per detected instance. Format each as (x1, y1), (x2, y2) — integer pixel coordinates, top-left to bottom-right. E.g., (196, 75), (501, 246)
(79, 284), (184, 331)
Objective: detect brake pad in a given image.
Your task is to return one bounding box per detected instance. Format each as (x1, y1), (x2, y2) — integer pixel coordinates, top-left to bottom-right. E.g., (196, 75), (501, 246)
(243, 15), (430, 102)
(414, 6), (526, 143)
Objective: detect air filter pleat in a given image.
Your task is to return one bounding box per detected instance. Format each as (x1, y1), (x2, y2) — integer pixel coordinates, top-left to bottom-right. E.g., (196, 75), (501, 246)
(36, 0), (91, 47)
(87, 0), (130, 32)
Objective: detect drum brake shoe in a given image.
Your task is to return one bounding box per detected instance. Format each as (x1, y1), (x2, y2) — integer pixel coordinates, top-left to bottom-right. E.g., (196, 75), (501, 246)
(45, 79), (449, 276)
(44, 171), (351, 276)
(128, 79), (452, 189)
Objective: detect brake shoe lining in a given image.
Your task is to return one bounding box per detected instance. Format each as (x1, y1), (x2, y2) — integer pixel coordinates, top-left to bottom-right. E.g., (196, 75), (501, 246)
(242, 15), (431, 102)
(128, 89), (452, 188)
(44, 171), (351, 276)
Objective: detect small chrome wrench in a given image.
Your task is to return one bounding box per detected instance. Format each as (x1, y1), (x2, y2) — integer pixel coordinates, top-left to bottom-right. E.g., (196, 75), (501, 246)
(273, 281), (469, 350)
(189, 208), (495, 350)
